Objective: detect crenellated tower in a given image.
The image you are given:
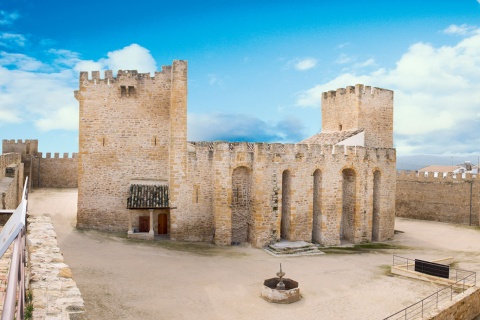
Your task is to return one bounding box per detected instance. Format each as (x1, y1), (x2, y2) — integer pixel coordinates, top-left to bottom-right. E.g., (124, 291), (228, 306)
(75, 61), (188, 231)
(321, 84), (393, 148)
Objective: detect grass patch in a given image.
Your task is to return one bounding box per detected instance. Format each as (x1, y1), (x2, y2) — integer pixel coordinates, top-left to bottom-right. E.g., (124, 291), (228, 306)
(129, 238), (248, 257)
(321, 242), (409, 254)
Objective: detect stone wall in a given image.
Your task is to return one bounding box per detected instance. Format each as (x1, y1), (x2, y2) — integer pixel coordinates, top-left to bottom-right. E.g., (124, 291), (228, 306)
(75, 70), (397, 248)
(76, 62), (187, 231)
(425, 286), (480, 320)
(32, 153), (78, 188)
(321, 85), (393, 148)
(2, 140), (77, 189)
(0, 153), (23, 210)
(28, 215), (85, 319)
(2, 140), (38, 191)
(396, 171), (480, 225)
(179, 143), (396, 247)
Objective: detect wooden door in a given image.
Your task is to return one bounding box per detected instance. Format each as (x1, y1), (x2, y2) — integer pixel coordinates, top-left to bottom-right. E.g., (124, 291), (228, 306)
(139, 216), (149, 233)
(158, 214), (168, 234)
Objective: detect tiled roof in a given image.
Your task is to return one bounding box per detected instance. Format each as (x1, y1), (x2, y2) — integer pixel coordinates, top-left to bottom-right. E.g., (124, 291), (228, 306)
(127, 184), (169, 209)
(300, 129), (364, 145)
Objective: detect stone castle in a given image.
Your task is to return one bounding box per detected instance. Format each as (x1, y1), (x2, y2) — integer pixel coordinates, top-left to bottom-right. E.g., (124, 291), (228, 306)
(1, 59), (400, 248)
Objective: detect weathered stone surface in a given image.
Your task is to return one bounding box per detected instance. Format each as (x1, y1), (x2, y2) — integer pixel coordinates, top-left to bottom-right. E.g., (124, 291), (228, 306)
(396, 171), (479, 225)
(28, 215), (85, 320)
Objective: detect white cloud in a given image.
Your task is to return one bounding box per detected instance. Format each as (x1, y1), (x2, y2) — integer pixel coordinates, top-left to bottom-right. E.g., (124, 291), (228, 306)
(0, 33), (26, 47)
(207, 74), (223, 86)
(0, 43), (158, 132)
(443, 24), (477, 36)
(296, 30), (480, 155)
(294, 58), (318, 71)
(0, 11), (19, 25)
(0, 52), (45, 71)
(102, 44), (157, 74)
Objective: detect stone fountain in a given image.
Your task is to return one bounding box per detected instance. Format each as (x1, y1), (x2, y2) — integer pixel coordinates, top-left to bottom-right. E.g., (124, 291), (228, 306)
(261, 264), (301, 304)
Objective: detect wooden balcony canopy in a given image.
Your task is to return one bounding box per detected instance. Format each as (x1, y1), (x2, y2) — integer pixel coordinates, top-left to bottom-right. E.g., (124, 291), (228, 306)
(127, 184), (169, 209)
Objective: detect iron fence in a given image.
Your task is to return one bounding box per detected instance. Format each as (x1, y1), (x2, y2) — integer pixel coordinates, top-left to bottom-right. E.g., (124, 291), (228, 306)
(384, 255), (476, 320)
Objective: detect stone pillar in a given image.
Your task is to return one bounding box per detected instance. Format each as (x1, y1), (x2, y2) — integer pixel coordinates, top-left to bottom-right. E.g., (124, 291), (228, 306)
(128, 211), (133, 234)
(149, 209), (154, 235)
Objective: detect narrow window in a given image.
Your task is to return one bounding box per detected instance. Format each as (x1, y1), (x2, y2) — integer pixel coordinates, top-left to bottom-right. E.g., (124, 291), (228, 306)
(121, 86), (127, 97)
(128, 86), (135, 96)
(102, 138), (105, 146)
(339, 124), (343, 131)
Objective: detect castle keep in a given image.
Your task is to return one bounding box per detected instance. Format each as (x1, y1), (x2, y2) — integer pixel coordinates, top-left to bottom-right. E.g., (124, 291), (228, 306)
(73, 60), (396, 247)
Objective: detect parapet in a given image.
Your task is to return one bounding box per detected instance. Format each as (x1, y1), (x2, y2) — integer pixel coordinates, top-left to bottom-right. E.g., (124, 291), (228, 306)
(322, 84), (393, 101)
(79, 60), (186, 86)
(36, 152), (78, 159)
(397, 170), (477, 182)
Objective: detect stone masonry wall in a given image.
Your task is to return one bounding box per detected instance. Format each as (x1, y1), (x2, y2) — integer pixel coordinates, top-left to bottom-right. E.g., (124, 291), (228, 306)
(321, 85), (393, 148)
(2, 140), (38, 191)
(425, 286), (480, 320)
(396, 171), (480, 225)
(28, 215), (85, 319)
(32, 153), (78, 188)
(182, 143), (396, 247)
(0, 153), (23, 210)
(77, 62), (186, 231)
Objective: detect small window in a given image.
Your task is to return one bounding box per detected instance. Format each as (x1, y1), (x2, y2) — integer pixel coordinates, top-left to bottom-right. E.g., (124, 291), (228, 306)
(121, 86), (127, 97)
(339, 124), (343, 131)
(128, 86), (135, 96)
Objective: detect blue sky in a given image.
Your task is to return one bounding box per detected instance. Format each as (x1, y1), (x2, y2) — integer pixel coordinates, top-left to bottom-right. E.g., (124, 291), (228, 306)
(1, 0), (480, 156)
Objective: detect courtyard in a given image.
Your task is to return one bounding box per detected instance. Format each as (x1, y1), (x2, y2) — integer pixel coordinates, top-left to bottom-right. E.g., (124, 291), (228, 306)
(28, 189), (480, 320)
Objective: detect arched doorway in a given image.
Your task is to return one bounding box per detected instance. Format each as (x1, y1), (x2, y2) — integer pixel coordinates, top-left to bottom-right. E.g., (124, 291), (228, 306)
(341, 169), (356, 243)
(281, 170), (291, 240)
(231, 166), (252, 244)
(372, 170), (381, 241)
(312, 169), (322, 243)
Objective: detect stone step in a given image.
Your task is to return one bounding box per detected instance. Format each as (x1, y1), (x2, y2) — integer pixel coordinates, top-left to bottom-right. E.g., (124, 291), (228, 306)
(264, 241), (325, 257)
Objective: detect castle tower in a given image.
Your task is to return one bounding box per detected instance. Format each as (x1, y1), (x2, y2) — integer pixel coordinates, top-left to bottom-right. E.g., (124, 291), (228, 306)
(2, 139), (38, 190)
(321, 84), (393, 148)
(75, 61), (188, 231)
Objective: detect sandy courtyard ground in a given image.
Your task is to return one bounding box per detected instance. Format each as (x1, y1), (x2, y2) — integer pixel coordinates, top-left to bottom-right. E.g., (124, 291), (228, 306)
(27, 189), (480, 320)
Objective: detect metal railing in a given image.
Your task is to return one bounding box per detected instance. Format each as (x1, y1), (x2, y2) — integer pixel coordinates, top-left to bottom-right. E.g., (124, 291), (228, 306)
(0, 179), (28, 320)
(384, 255), (476, 320)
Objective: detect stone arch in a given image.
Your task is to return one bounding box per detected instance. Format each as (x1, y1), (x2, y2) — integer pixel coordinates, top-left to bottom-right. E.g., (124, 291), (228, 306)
(341, 168), (356, 243)
(231, 166), (253, 244)
(312, 169), (322, 243)
(281, 169), (292, 240)
(372, 170), (381, 241)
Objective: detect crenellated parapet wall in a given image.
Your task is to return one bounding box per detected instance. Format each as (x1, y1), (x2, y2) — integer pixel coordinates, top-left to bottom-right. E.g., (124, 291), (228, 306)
(0, 152), (23, 210)
(321, 84), (393, 149)
(181, 141), (396, 247)
(396, 170), (479, 225)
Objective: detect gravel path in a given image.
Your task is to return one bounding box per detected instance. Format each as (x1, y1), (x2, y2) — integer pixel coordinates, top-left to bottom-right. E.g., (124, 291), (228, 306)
(27, 189), (480, 320)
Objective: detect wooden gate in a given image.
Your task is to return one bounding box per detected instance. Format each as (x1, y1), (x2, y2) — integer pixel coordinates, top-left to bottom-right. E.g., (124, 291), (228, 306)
(139, 216), (149, 232)
(158, 214), (168, 234)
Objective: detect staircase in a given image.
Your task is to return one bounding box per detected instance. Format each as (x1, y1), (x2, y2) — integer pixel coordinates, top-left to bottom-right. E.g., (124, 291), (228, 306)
(264, 240), (324, 257)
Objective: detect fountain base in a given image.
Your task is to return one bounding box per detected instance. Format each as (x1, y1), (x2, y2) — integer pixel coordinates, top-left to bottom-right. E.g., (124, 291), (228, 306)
(261, 278), (301, 304)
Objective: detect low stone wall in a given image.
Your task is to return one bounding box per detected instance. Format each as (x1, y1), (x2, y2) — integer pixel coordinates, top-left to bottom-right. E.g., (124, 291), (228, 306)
(32, 154), (78, 188)
(426, 286), (480, 320)
(28, 215), (85, 319)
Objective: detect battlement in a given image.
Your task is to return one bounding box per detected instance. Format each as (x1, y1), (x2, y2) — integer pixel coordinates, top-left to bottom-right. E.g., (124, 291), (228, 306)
(36, 152), (78, 159)
(2, 139), (39, 155)
(322, 84), (392, 101)
(2, 139), (38, 144)
(78, 61), (185, 85)
(187, 141), (395, 163)
(397, 170), (477, 182)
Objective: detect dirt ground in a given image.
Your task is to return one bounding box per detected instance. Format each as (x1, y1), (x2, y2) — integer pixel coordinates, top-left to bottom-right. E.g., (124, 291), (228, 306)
(27, 189), (480, 320)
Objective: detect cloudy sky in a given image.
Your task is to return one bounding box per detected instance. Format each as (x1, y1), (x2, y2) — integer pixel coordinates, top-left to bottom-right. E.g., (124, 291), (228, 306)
(1, 0), (480, 156)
